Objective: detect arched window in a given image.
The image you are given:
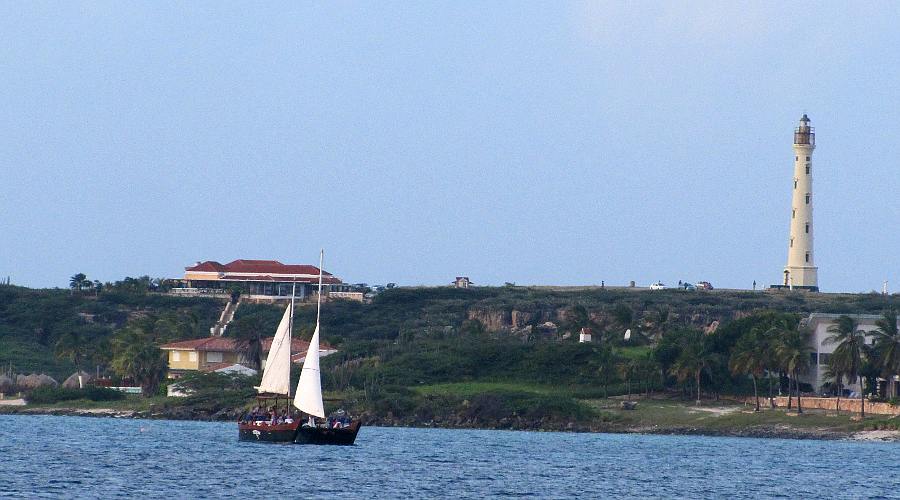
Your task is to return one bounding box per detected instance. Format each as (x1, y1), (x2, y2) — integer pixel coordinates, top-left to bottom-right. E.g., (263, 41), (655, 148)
(792, 209), (796, 219)
(794, 179), (798, 189)
(805, 252), (810, 263)
(806, 165), (811, 175)
(790, 238), (794, 248)
(805, 223), (809, 234)
(805, 193), (810, 204)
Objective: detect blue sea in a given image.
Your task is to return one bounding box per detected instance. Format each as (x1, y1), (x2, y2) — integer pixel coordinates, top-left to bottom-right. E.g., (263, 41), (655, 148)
(1, 415), (898, 498)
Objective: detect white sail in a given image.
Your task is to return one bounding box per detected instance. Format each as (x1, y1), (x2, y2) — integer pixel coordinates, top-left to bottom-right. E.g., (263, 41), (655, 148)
(254, 305), (292, 395)
(293, 324), (325, 418)
(293, 249), (326, 418)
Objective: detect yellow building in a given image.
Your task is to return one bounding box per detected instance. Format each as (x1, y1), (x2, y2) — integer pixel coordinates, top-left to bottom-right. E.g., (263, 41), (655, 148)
(160, 336), (335, 378)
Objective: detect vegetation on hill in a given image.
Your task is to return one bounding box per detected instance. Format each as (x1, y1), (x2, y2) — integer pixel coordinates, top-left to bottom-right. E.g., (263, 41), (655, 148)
(5, 283), (900, 431)
(0, 280), (222, 381)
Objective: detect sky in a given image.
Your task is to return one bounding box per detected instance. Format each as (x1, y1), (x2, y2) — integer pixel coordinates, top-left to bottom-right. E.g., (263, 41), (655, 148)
(2, 2), (900, 292)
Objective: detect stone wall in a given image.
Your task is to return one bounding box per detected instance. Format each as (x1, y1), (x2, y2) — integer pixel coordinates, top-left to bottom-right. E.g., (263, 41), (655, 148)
(773, 396), (900, 416)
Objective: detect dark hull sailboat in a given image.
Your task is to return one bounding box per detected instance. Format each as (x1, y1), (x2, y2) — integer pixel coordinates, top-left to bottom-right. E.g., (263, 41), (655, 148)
(238, 250), (362, 446)
(238, 421), (301, 443)
(294, 420), (362, 445)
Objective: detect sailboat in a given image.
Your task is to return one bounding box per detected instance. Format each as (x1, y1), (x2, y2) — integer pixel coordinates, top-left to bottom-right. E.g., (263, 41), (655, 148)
(293, 250), (362, 445)
(238, 250), (361, 445)
(237, 281), (301, 443)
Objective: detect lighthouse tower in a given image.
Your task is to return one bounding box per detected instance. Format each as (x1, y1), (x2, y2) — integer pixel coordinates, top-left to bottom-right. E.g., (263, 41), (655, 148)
(783, 114), (818, 291)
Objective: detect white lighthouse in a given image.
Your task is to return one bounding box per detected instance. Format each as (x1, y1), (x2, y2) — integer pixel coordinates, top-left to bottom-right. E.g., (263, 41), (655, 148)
(783, 114), (818, 291)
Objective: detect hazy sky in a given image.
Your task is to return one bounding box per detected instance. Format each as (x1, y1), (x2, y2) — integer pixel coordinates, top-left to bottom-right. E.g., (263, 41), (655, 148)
(2, 2), (900, 292)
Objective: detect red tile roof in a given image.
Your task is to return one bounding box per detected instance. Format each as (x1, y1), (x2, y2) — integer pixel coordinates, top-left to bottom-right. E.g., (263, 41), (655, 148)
(186, 259), (333, 278)
(218, 274), (342, 285)
(187, 261), (227, 272)
(159, 337), (238, 351)
(161, 336), (334, 354)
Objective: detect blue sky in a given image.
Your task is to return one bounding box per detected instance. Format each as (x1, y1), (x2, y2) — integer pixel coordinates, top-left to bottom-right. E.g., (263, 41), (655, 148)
(2, 2), (899, 292)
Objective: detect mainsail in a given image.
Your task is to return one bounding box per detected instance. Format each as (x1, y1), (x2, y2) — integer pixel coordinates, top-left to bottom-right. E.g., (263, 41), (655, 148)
(293, 250), (326, 418)
(254, 305), (292, 395)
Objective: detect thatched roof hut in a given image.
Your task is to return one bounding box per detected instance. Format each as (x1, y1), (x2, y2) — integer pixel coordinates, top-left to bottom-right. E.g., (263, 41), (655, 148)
(16, 373), (58, 389)
(62, 371), (93, 389)
(0, 374), (14, 392)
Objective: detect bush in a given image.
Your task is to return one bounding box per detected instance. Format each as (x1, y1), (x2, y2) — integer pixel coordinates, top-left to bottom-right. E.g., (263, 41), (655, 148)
(26, 386), (125, 404)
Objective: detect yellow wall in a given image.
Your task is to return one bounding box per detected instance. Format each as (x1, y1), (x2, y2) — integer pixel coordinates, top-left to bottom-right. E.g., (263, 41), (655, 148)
(167, 350), (199, 370)
(184, 271), (221, 281)
(198, 351), (239, 370)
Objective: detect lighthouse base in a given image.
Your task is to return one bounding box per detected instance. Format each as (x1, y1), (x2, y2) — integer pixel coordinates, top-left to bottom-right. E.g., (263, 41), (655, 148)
(769, 284), (819, 292)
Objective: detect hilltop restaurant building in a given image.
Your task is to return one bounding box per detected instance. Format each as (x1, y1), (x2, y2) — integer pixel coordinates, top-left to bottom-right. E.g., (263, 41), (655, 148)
(173, 259), (348, 299)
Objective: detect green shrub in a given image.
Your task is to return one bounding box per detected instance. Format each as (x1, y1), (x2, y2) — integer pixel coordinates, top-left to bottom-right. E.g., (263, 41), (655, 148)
(26, 386), (125, 404)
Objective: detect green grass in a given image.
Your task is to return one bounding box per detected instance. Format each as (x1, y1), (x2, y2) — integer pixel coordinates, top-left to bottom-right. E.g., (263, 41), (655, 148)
(617, 346), (652, 360)
(12, 394), (169, 411)
(413, 381), (558, 397)
(584, 397), (887, 432)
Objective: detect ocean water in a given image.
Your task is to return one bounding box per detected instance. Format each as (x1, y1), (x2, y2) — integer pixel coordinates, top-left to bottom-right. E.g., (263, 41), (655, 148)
(1, 415), (898, 499)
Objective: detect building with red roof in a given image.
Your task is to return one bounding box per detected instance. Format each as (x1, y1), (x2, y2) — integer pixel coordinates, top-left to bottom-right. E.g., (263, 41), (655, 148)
(160, 335), (336, 378)
(174, 259), (349, 300)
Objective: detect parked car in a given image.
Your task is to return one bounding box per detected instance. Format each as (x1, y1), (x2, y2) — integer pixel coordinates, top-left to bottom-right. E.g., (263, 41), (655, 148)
(681, 282), (696, 291)
(649, 282), (667, 290)
(696, 281), (713, 290)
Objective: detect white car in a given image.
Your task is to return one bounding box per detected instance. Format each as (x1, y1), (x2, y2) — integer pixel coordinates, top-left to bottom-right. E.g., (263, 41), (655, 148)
(649, 282), (667, 290)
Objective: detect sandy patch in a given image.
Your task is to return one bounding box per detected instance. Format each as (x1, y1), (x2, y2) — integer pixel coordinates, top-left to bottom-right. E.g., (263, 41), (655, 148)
(688, 407), (741, 417)
(850, 430), (900, 442)
(0, 399), (27, 406)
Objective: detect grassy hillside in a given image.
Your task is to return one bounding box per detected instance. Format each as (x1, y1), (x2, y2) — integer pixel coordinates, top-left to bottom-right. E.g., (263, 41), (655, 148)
(0, 285), (223, 380)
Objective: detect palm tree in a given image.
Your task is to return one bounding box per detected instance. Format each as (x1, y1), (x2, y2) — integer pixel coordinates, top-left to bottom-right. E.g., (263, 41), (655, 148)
(730, 332), (765, 411)
(826, 315), (868, 418)
(232, 315), (265, 371)
(112, 341), (167, 396)
(618, 359), (638, 400)
(110, 327), (167, 396)
(69, 273), (88, 293)
(823, 363), (845, 413)
(670, 332), (715, 403)
(872, 310), (900, 397)
(594, 346), (618, 399)
(55, 330), (86, 372)
(757, 317), (794, 408)
(774, 327), (812, 413)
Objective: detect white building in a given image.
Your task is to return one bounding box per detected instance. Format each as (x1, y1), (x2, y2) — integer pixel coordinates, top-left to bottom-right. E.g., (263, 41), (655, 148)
(782, 115), (819, 291)
(579, 327), (593, 343)
(801, 313), (899, 396)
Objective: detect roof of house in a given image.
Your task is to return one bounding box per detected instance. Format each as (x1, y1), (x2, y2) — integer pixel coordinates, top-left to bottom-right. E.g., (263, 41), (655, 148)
(160, 336), (334, 354)
(186, 259), (332, 277)
(159, 337), (239, 352)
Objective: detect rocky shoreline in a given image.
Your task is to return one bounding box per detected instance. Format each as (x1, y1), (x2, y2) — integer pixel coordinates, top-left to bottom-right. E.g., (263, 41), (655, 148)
(4, 405), (897, 441)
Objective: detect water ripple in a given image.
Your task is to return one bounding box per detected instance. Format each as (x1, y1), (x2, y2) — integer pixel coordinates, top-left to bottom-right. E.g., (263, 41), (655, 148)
(1, 415), (898, 498)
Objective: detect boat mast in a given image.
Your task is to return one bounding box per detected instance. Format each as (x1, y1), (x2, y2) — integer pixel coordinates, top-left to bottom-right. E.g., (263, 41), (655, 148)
(316, 250), (323, 327)
(287, 280), (296, 403)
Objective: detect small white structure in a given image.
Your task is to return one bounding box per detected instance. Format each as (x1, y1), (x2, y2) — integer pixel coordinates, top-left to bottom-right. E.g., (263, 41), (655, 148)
(214, 363), (258, 377)
(579, 327), (593, 343)
(453, 277), (472, 289)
